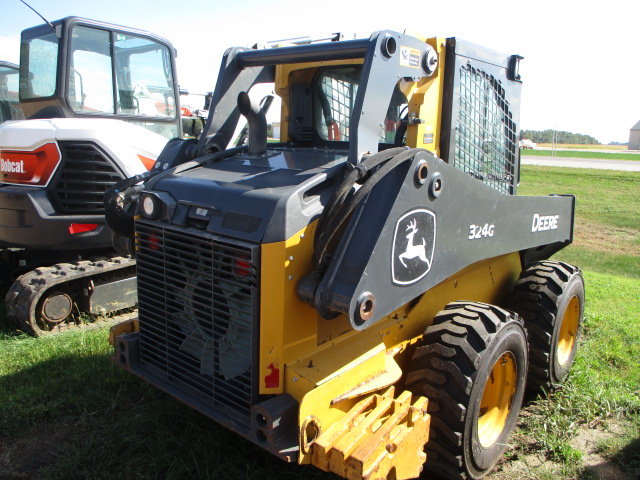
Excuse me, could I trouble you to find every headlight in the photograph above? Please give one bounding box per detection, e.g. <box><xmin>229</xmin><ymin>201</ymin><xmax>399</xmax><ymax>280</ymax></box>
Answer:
<box><xmin>141</xmin><ymin>193</ymin><xmax>163</xmax><ymax>219</ymax></box>
<box><xmin>142</xmin><ymin>195</ymin><xmax>155</xmax><ymax>217</ymax></box>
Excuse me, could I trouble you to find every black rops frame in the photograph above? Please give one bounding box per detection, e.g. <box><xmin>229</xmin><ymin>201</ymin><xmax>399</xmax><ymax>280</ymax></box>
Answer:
<box><xmin>196</xmin><ymin>31</ymin><xmax>436</xmax><ymax>164</ymax></box>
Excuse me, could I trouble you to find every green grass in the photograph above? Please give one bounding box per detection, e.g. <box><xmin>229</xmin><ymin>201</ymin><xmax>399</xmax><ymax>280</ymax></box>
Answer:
<box><xmin>503</xmin><ymin>165</ymin><xmax>640</xmax><ymax>479</ymax></box>
<box><xmin>521</xmin><ymin>149</ymin><xmax>640</xmax><ymax>161</ymax></box>
<box><xmin>508</xmin><ymin>270</ymin><xmax>640</xmax><ymax>478</ymax></box>
<box><xmin>518</xmin><ymin>166</ymin><xmax>640</xmax><ymax>278</ymax></box>
<box><xmin>518</xmin><ymin>167</ymin><xmax>639</xmax><ymax>230</ymax></box>
<box><xmin>1</xmin><ymin>164</ymin><xmax>639</xmax><ymax>479</ymax></box>
<box><xmin>597</xmin><ymin>416</ymin><xmax>640</xmax><ymax>478</ymax></box>
<box><xmin>0</xmin><ymin>327</ymin><xmax>330</xmax><ymax>479</ymax></box>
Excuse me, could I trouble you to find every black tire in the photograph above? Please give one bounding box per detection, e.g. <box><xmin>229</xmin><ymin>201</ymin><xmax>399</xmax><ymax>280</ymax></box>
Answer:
<box><xmin>406</xmin><ymin>301</ymin><xmax>528</xmax><ymax>480</ymax></box>
<box><xmin>506</xmin><ymin>261</ymin><xmax>584</xmax><ymax>392</ymax></box>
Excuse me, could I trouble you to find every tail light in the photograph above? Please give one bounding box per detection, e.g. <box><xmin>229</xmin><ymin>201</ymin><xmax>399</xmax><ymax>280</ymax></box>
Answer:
<box><xmin>234</xmin><ymin>257</ymin><xmax>251</xmax><ymax>277</ymax></box>
<box><xmin>68</xmin><ymin>223</ymin><xmax>98</xmax><ymax>234</ymax></box>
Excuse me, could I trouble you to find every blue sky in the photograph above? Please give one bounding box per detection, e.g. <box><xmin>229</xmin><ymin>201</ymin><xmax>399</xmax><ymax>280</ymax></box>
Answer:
<box><xmin>1</xmin><ymin>0</ymin><xmax>639</xmax><ymax>144</ymax></box>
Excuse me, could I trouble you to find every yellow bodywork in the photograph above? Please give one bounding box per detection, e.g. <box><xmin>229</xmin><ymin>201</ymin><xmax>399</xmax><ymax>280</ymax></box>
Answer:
<box><xmin>401</xmin><ymin>36</ymin><xmax>447</xmax><ymax>157</ymax></box>
<box><xmin>108</xmin><ymin>316</ymin><xmax>138</xmax><ymax>346</ymax></box>
<box><xmin>260</xmin><ymin>221</ymin><xmax>522</xmax><ymax>469</ymax></box>
<box><xmin>256</xmin><ymin>35</ymin><xmax>523</xmax><ymax>476</ymax></box>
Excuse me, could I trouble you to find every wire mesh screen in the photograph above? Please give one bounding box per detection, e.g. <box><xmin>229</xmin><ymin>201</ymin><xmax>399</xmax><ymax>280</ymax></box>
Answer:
<box><xmin>319</xmin><ymin>69</ymin><xmax>357</xmax><ymax>141</ymax></box>
<box><xmin>135</xmin><ymin>221</ymin><xmax>259</xmax><ymax>428</ymax></box>
<box><xmin>453</xmin><ymin>65</ymin><xmax>517</xmax><ymax>194</ymax></box>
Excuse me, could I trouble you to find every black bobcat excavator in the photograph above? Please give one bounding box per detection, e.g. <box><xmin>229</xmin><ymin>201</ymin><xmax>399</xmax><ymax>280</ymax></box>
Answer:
<box><xmin>108</xmin><ymin>30</ymin><xmax>584</xmax><ymax>480</ymax></box>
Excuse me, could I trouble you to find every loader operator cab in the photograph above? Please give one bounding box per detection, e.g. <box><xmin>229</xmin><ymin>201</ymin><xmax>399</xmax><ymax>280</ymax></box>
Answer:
<box><xmin>196</xmin><ymin>35</ymin><xmax>519</xmax><ymax>196</ymax></box>
<box><xmin>18</xmin><ymin>17</ymin><xmax>181</xmax><ymax>139</ymax></box>
<box><xmin>283</xmin><ymin>65</ymin><xmax>409</xmax><ymax>148</ymax></box>
<box><xmin>0</xmin><ymin>61</ymin><xmax>23</xmax><ymax>123</ymax></box>
<box><xmin>314</xmin><ymin>67</ymin><xmax>408</xmax><ymax>145</ymax></box>
<box><xmin>229</xmin><ymin>64</ymin><xmax>408</xmax><ymax>151</ymax></box>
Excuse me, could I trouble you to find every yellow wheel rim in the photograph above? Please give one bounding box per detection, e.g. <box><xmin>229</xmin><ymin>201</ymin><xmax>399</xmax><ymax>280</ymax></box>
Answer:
<box><xmin>478</xmin><ymin>352</ymin><xmax>517</xmax><ymax>448</ymax></box>
<box><xmin>557</xmin><ymin>295</ymin><xmax>580</xmax><ymax>366</ymax></box>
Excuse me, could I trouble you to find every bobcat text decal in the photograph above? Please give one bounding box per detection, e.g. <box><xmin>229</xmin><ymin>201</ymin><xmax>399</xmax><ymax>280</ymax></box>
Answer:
<box><xmin>0</xmin><ymin>158</ymin><xmax>26</xmax><ymax>173</ymax></box>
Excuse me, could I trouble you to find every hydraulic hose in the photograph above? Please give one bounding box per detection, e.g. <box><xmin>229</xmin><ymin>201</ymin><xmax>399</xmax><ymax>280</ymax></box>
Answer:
<box><xmin>104</xmin><ymin>145</ymin><xmax>249</xmax><ymax>238</ymax></box>
<box><xmin>313</xmin><ymin>147</ymin><xmax>424</xmax><ymax>270</ymax></box>
<box><xmin>104</xmin><ymin>171</ymin><xmax>155</xmax><ymax>237</ymax></box>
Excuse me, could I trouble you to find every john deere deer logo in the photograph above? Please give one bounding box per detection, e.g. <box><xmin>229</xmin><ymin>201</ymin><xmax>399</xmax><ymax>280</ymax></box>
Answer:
<box><xmin>392</xmin><ymin>209</ymin><xmax>436</xmax><ymax>285</ymax></box>
<box><xmin>399</xmin><ymin>219</ymin><xmax>431</xmax><ymax>269</ymax></box>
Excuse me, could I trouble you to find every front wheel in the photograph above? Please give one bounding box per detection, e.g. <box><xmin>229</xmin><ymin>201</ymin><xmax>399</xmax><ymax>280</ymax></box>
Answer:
<box><xmin>506</xmin><ymin>261</ymin><xmax>584</xmax><ymax>392</ymax></box>
<box><xmin>406</xmin><ymin>301</ymin><xmax>528</xmax><ymax>480</ymax></box>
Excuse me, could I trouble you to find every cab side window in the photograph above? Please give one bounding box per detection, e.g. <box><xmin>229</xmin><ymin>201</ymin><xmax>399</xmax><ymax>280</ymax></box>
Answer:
<box><xmin>314</xmin><ymin>67</ymin><xmax>408</xmax><ymax>144</ymax></box>
<box><xmin>69</xmin><ymin>26</ymin><xmax>113</xmax><ymax>113</ymax></box>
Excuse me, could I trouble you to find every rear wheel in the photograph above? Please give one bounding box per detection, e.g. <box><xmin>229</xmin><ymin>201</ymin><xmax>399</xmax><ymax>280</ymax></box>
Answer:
<box><xmin>506</xmin><ymin>261</ymin><xmax>584</xmax><ymax>392</ymax></box>
<box><xmin>406</xmin><ymin>301</ymin><xmax>527</xmax><ymax>480</ymax></box>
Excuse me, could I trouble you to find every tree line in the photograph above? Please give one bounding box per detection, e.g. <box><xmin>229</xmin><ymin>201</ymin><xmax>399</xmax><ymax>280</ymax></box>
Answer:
<box><xmin>520</xmin><ymin>129</ymin><xmax>599</xmax><ymax>145</ymax></box>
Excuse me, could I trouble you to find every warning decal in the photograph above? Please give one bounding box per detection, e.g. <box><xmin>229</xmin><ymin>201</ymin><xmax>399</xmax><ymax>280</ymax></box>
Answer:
<box><xmin>400</xmin><ymin>46</ymin><xmax>421</xmax><ymax>68</ymax></box>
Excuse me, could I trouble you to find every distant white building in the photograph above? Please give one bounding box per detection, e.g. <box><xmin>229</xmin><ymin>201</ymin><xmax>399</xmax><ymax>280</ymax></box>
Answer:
<box><xmin>271</xmin><ymin>122</ymin><xmax>281</xmax><ymax>140</ymax></box>
<box><xmin>630</xmin><ymin>120</ymin><xmax>640</xmax><ymax>150</ymax></box>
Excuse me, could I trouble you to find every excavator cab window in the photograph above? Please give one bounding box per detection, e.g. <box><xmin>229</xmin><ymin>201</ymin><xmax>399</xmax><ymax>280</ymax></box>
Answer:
<box><xmin>68</xmin><ymin>26</ymin><xmax>113</xmax><ymax>113</ymax></box>
<box><xmin>314</xmin><ymin>67</ymin><xmax>408</xmax><ymax>145</ymax></box>
<box><xmin>67</xmin><ymin>26</ymin><xmax>176</xmax><ymax>118</ymax></box>
<box><xmin>114</xmin><ymin>33</ymin><xmax>176</xmax><ymax>118</ymax></box>
<box><xmin>20</xmin><ymin>31</ymin><xmax>59</xmax><ymax>100</ymax></box>
<box><xmin>0</xmin><ymin>63</ymin><xmax>23</xmax><ymax>122</ymax></box>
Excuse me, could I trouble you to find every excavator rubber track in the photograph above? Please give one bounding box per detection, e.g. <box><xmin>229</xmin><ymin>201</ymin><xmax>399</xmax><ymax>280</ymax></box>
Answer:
<box><xmin>5</xmin><ymin>255</ymin><xmax>137</xmax><ymax>336</ymax></box>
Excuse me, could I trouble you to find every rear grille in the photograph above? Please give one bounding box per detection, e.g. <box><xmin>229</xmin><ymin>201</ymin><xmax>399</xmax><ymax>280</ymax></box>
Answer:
<box><xmin>50</xmin><ymin>142</ymin><xmax>124</xmax><ymax>214</ymax></box>
<box><xmin>135</xmin><ymin>221</ymin><xmax>260</xmax><ymax>428</ymax></box>
<box><xmin>453</xmin><ymin>65</ymin><xmax>517</xmax><ymax>195</ymax></box>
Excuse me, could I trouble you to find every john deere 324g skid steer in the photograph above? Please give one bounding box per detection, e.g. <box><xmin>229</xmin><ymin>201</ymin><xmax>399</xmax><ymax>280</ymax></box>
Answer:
<box><xmin>108</xmin><ymin>30</ymin><xmax>584</xmax><ymax>479</ymax></box>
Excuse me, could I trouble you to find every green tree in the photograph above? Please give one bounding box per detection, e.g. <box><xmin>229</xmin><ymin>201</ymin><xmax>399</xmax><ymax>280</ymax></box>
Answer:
<box><xmin>520</xmin><ymin>129</ymin><xmax>599</xmax><ymax>145</ymax></box>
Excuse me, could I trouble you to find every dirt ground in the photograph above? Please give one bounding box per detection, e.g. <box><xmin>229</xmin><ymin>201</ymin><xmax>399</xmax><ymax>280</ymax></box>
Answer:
<box><xmin>491</xmin><ymin>420</ymin><xmax>637</xmax><ymax>480</ymax></box>
<box><xmin>0</xmin><ymin>419</ymin><xmax>78</xmax><ymax>479</ymax></box>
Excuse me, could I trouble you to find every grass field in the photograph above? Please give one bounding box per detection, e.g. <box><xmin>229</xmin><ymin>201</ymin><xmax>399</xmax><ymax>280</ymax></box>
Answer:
<box><xmin>521</xmin><ymin>149</ymin><xmax>640</xmax><ymax>161</ymax></box>
<box><xmin>1</xmin><ymin>163</ymin><xmax>639</xmax><ymax>479</ymax></box>
<box><xmin>504</xmin><ymin>166</ymin><xmax>640</xmax><ymax>479</ymax></box>
<box><xmin>534</xmin><ymin>144</ymin><xmax>631</xmax><ymax>151</ymax></box>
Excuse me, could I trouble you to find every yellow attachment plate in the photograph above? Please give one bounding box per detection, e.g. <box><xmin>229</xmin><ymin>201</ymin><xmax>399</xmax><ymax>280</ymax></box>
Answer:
<box><xmin>311</xmin><ymin>387</ymin><xmax>429</xmax><ymax>480</ymax></box>
<box><xmin>108</xmin><ymin>317</ymin><xmax>139</xmax><ymax>346</ymax></box>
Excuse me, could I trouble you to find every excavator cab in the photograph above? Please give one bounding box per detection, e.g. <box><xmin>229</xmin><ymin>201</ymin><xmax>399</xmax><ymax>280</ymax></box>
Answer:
<box><xmin>0</xmin><ymin>18</ymin><xmax>183</xmax><ymax>335</ymax></box>
<box><xmin>19</xmin><ymin>17</ymin><xmax>181</xmax><ymax>138</ymax></box>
